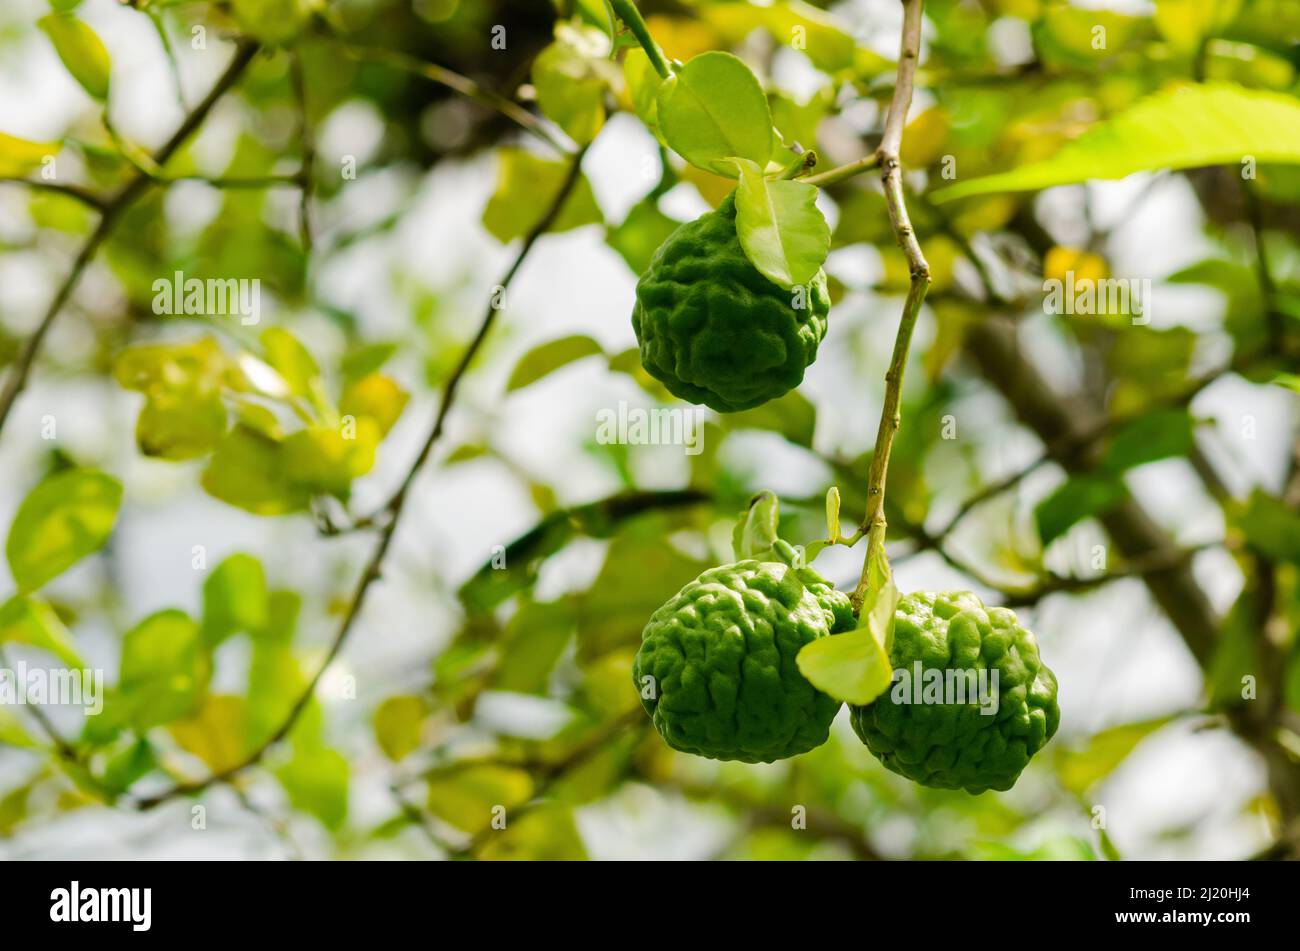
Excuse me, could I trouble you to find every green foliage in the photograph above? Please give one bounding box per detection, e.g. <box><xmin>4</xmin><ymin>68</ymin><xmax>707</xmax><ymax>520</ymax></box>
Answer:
<box><xmin>935</xmin><ymin>84</ymin><xmax>1300</xmax><ymax>202</ymax></box>
<box><xmin>37</xmin><ymin>13</ymin><xmax>110</xmax><ymax>101</ymax></box>
<box><xmin>481</xmin><ymin>148</ymin><xmax>601</xmax><ymax>243</ymax></box>
<box><xmin>655</xmin><ymin>51</ymin><xmax>772</xmax><ymax>176</ymax></box>
<box><xmin>6</xmin><ymin>470</ymin><xmax>122</xmax><ymax>594</ymax></box>
<box><xmin>732</xmin><ymin>158</ymin><xmax>830</xmax><ymax>288</ymax></box>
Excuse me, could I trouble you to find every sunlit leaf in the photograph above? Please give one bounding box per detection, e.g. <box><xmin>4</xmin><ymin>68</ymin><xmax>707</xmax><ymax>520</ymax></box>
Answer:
<box><xmin>934</xmin><ymin>84</ymin><xmax>1300</xmax><ymax>202</ymax></box>
<box><xmin>733</xmin><ymin>157</ymin><xmax>829</xmax><ymax>288</ymax></box>
<box><xmin>201</xmin><ymin>553</ymin><xmax>269</xmax><ymax>646</ymax></box>
<box><xmin>0</xmin><ymin>595</ymin><xmax>82</xmax><ymax>668</ymax></box>
<box><xmin>656</xmin><ymin>52</ymin><xmax>772</xmax><ymax>175</ymax></box>
<box><xmin>170</xmin><ymin>695</ymin><xmax>248</xmax><ymax>774</ymax></box>
<box><xmin>276</xmin><ymin>741</ymin><xmax>349</xmax><ymax>831</ymax></box>
<box><xmin>340</xmin><ymin>373</ymin><xmax>408</xmax><ymax>436</ymax></box>
<box><xmin>201</xmin><ymin>425</ymin><xmax>310</xmax><ymax>515</ymax></box>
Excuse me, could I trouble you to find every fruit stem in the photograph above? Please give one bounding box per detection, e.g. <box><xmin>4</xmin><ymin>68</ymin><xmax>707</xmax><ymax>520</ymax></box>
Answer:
<box><xmin>609</xmin><ymin>0</ymin><xmax>672</xmax><ymax>79</ymax></box>
<box><xmin>801</xmin><ymin>150</ymin><xmax>883</xmax><ymax>188</ymax></box>
<box><xmin>851</xmin><ymin>0</ymin><xmax>932</xmax><ymax>615</ymax></box>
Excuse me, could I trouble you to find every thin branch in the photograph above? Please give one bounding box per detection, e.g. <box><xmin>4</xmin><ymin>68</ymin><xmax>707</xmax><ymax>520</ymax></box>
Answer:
<box><xmin>290</xmin><ymin>51</ymin><xmax>316</xmax><ymax>254</ymax></box>
<box><xmin>132</xmin><ymin>145</ymin><xmax>592</xmax><ymax>811</ymax></box>
<box><xmin>0</xmin><ymin>39</ymin><xmax>261</xmax><ymax>441</ymax></box>
<box><xmin>0</xmin><ymin>178</ymin><xmax>107</xmax><ymax>212</ymax></box>
<box><xmin>852</xmin><ymin>0</ymin><xmax>930</xmax><ymax>613</ymax></box>
<box><xmin>334</xmin><ymin>44</ymin><xmax>575</xmax><ymax>156</ymax></box>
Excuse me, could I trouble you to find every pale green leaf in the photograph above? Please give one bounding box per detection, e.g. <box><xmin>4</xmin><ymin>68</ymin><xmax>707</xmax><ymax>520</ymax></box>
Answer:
<box><xmin>934</xmin><ymin>84</ymin><xmax>1300</xmax><ymax>202</ymax></box>
<box><xmin>733</xmin><ymin>157</ymin><xmax>829</xmax><ymax>288</ymax></box>
<box><xmin>656</xmin><ymin>52</ymin><xmax>772</xmax><ymax>175</ymax></box>
<box><xmin>38</xmin><ymin>14</ymin><xmax>111</xmax><ymax>101</ymax></box>
<box><xmin>0</xmin><ymin>132</ymin><xmax>59</xmax><ymax>177</ymax></box>
<box><xmin>507</xmin><ymin>335</ymin><xmax>604</xmax><ymax>392</ymax></box>
<box><xmin>6</xmin><ymin>469</ymin><xmax>122</xmax><ymax>593</ymax></box>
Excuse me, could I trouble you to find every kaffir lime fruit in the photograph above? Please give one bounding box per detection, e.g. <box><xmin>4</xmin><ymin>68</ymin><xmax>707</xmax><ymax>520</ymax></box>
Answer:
<box><xmin>632</xmin><ymin>559</ymin><xmax>854</xmax><ymax>763</ymax></box>
<box><xmin>631</xmin><ymin>194</ymin><xmax>830</xmax><ymax>413</ymax></box>
<box><xmin>850</xmin><ymin>591</ymin><xmax>1060</xmax><ymax>794</ymax></box>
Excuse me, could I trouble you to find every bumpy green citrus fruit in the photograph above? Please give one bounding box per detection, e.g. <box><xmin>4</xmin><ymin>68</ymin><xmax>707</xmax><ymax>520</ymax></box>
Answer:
<box><xmin>631</xmin><ymin>194</ymin><xmax>830</xmax><ymax>413</ymax></box>
<box><xmin>850</xmin><ymin>591</ymin><xmax>1059</xmax><ymax>794</ymax></box>
<box><xmin>633</xmin><ymin>559</ymin><xmax>853</xmax><ymax>763</ymax></box>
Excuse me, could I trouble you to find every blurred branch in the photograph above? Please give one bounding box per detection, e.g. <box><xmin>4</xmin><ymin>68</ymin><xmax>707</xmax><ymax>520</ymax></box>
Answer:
<box><xmin>0</xmin><ymin>179</ymin><xmax>107</xmax><ymax>212</ymax></box>
<box><xmin>132</xmin><ymin>144</ymin><xmax>592</xmax><ymax>811</ymax></box>
<box><xmin>460</xmin><ymin>487</ymin><xmax>711</xmax><ymax>589</ymax></box>
<box><xmin>290</xmin><ymin>51</ymin><xmax>316</xmax><ymax>255</ymax></box>
<box><xmin>332</xmin><ymin>43</ymin><xmax>575</xmax><ymax>156</ymax></box>
<box><xmin>852</xmin><ymin>0</ymin><xmax>931</xmax><ymax>613</ymax></box>
<box><xmin>0</xmin><ymin>39</ymin><xmax>262</xmax><ymax>442</ymax></box>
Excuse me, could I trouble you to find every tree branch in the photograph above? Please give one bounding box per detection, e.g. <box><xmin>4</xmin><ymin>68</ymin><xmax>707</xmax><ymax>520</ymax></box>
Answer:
<box><xmin>852</xmin><ymin>0</ymin><xmax>930</xmax><ymax>613</ymax></box>
<box><xmin>132</xmin><ymin>145</ymin><xmax>592</xmax><ymax>810</ymax></box>
<box><xmin>0</xmin><ymin>39</ymin><xmax>261</xmax><ymax>441</ymax></box>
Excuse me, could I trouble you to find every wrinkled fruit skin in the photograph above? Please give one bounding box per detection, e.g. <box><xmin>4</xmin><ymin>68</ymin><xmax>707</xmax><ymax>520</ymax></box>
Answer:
<box><xmin>850</xmin><ymin>592</ymin><xmax>1059</xmax><ymax>794</ymax></box>
<box><xmin>631</xmin><ymin>194</ymin><xmax>831</xmax><ymax>413</ymax></box>
<box><xmin>633</xmin><ymin>560</ymin><xmax>854</xmax><ymax>763</ymax></box>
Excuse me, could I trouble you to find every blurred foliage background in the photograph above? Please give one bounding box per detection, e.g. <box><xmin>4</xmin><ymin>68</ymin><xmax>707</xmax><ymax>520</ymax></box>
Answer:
<box><xmin>0</xmin><ymin>0</ymin><xmax>1298</xmax><ymax>860</ymax></box>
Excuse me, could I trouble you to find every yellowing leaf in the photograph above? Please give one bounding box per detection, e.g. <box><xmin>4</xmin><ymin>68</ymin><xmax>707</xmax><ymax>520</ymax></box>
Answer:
<box><xmin>0</xmin><ymin>132</ymin><xmax>59</xmax><ymax>177</ymax></box>
<box><xmin>340</xmin><ymin>373</ymin><xmax>409</xmax><ymax>435</ymax></box>
<box><xmin>169</xmin><ymin>695</ymin><xmax>248</xmax><ymax>773</ymax></box>
<box><xmin>426</xmin><ymin>764</ymin><xmax>534</xmax><ymax>834</ymax></box>
<box><xmin>373</xmin><ymin>695</ymin><xmax>427</xmax><ymax>761</ymax></box>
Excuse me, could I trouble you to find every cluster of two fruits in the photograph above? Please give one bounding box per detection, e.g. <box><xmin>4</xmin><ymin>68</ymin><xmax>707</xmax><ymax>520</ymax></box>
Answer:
<box><xmin>628</xmin><ymin>195</ymin><xmax>1059</xmax><ymax>793</ymax></box>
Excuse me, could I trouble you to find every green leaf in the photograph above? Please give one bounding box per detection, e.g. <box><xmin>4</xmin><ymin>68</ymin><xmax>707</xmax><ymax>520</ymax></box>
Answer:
<box><xmin>933</xmin><ymin>84</ymin><xmax>1300</xmax><ymax>202</ymax></box>
<box><xmin>373</xmin><ymin>695</ymin><xmax>427</xmax><ymax>761</ymax></box>
<box><xmin>282</xmin><ymin>422</ymin><xmax>379</xmax><ymax>498</ymax></box>
<box><xmin>732</xmin><ymin>491</ymin><xmax>781</xmax><ymax>561</ymax></box>
<box><xmin>276</xmin><ymin>741</ymin><xmax>349</xmax><ymax>831</ymax></box>
<box><xmin>201</xmin><ymin>425</ymin><xmax>310</xmax><ymax>515</ymax></box>
<box><xmin>507</xmin><ymin>335</ymin><xmax>604</xmax><ymax>392</ymax></box>
<box><xmin>1035</xmin><ymin>475</ymin><xmax>1128</xmax><ymax>546</ymax></box>
<box><xmin>1208</xmin><ymin>588</ymin><xmax>1261</xmax><ymax>707</ymax></box>
<box><xmin>100</xmin><ymin>736</ymin><xmax>158</xmax><ymax>795</ymax></box>
<box><xmin>1056</xmin><ymin>716</ymin><xmax>1175</xmax><ymax>796</ymax></box>
<box><xmin>38</xmin><ymin>14</ymin><xmax>111</xmax><ymax>101</ymax></box>
<box><xmin>230</xmin><ymin>0</ymin><xmax>312</xmax><ymax>46</ymax></box>
<box><xmin>1102</xmin><ymin>409</ymin><xmax>1196</xmax><ymax>473</ymax></box>
<box><xmin>532</xmin><ymin>24</ymin><xmax>611</xmax><ymax>146</ymax></box>
<box><xmin>6</xmin><ymin>469</ymin><xmax>122</xmax><ymax>593</ymax></box>
<box><xmin>0</xmin><ymin>595</ymin><xmax>82</xmax><ymax>668</ymax></box>
<box><xmin>623</xmin><ymin>48</ymin><xmax>665</xmax><ymax>142</ymax></box>
<box><xmin>118</xmin><ymin>610</ymin><xmax>205</xmax><ymax>729</ymax></box>
<box><xmin>762</xmin><ymin>0</ymin><xmax>856</xmax><ymax>72</ymax></box>
<box><xmin>723</xmin><ymin>389</ymin><xmax>817</xmax><ymax>447</ymax></box>
<box><xmin>495</xmin><ymin>600</ymin><xmax>575</xmax><ymax>694</ymax></box>
<box><xmin>136</xmin><ymin>389</ymin><xmax>228</xmax><ymax>460</ymax></box>
<box><xmin>478</xmin><ymin>804</ymin><xmax>588</xmax><ymax>860</ymax></box>
<box><xmin>482</xmin><ymin>148</ymin><xmax>602</xmax><ymax>243</ymax></box>
<box><xmin>606</xmin><ymin>200</ymin><xmax>681</xmax><ymax>274</ymax></box>
<box><xmin>1235</xmin><ymin>490</ymin><xmax>1300</xmax><ymax>562</ymax></box>
<box><xmin>201</xmin><ymin>554</ymin><xmax>268</xmax><ymax>646</ymax></box>
<box><xmin>796</xmin><ymin>627</ymin><xmax>892</xmax><ymax>706</ymax></box>
<box><xmin>0</xmin><ymin>708</ymin><xmax>36</xmax><ymax>749</ymax></box>
<box><xmin>732</xmin><ymin>157</ymin><xmax>829</xmax><ymax>288</ymax></box>
<box><xmin>0</xmin><ymin>131</ymin><xmax>59</xmax><ymax>177</ymax></box>
<box><xmin>656</xmin><ymin>51</ymin><xmax>772</xmax><ymax>175</ymax></box>
<box><xmin>825</xmin><ymin>486</ymin><xmax>841</xmax><ymax>541</ymax></box>
<box><xmin>260</xmin><ymin>327</ymin><xmax>321</xmax><ymax>400</ymax></box>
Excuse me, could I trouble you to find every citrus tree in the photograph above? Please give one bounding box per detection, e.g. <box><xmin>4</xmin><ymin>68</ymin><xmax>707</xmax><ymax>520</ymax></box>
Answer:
<box><xmin>0</xmin><ymin>0</ymin><xmax>1297</xmax><ymax>860</ymax></box>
